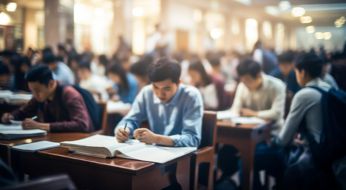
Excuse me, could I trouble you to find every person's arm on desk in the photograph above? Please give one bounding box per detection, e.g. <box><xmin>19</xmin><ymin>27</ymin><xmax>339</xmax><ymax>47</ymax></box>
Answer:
<box><xmin>134</xmin><ymin>128</ymin><xmax>174</xmax><ymax>146</ymax></box>
<box><xmin>22</xmin><ymin>119</ymin><xmax>50</xmax><ymax>131</ymax></box>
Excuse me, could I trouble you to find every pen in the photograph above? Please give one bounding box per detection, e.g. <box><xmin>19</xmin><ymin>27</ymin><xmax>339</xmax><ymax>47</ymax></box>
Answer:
<box><xmin>124</xmin><ymin>122</ymin><xmax>128</xmax><ymax>131</ymax></box>
<box><xmin>31</xmin><ymin>116</ymin><xmax>38</xmax><ymax>120</ymax></box>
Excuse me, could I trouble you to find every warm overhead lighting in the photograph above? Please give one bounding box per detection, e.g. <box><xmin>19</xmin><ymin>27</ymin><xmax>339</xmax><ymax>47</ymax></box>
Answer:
<box><xmin>300</xmin><ymin>16</ymin><xmax>312</xmax><ymax>24</ymax></box>
<box><xmin>279</xmin><ymin>1</ymin><xmax>291</xmax><ymax>11</ymax></box>
<box><xmin>292</xmin><ymin>7</ymin><xmax>305</xmax><ymax>17</ymax></box>
<box><xmin>306</xmin><ymin>25</ymin><xmax>315</xmax><ymax>33</ymax></box>
<box><xmin>323</xmin><ymin>32</ymin><xmax>332</xmax><ymax>40</ymax></box>
<box><xmin>265</xmin><ymin>6</ymin><xmax>280</xmax><ymax>16</ymax></box>
<box><xmin>335</xmin><ymin>16</ymin><xmax>345</xmax><ymax>28</ymax></box>
<box><xmin>315</xmin><ymin>32</ymin><xmax>324</xmax><ymax>40</ymax></box>
<box><xmin>210</xmin><ymin>28</ymin><xmax>224</xmax><ymax>40</ymax></box>
<box><xmin>132</xmin><ymin>7</ymin><xmax>144</xmax><ymax>17</ymax></box>
<box><xmin>6</xmin><ymin>2</ymin><xmax>17</xmax><ymax>12</ymax></box>
<box><xmin>0</xmin><ymin>12</ymin><xmax>11</xmax><ymax>25</ymax></box>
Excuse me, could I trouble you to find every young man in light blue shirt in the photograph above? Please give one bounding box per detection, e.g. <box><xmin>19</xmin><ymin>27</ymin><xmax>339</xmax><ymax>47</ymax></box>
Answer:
<box><xmin>115</xmin><ymin>58</ymin><xmax>204</xmax><ymax>147</ymax></box>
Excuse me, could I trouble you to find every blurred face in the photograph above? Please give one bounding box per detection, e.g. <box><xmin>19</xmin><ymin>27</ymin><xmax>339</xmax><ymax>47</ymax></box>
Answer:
<box><xmin>28</xmin><ymin>81</ymin><xmax>55</xmax><ymax>102</ymax></box>
<box><xmin>108</xmin><ymin>73</ymin><xmax>121</xmax><ymax>84</ymax></box>
<box><xmin>188</xmin><ymin>70</ymin><xmax>201</xmax><ymax>86</ymax></box>
<box><xmin>279</xmin><ymin>63</ymin><xmax>294</xmax><ymax>77</ymax></box>
<box><xmin>239</xmin><ymin>74</ymin><xmax>262</xmax><ymax>91</ymax></box>
<box><xmin>48</xmin><ymin>62</ymin><xmax>57</xmax><ymax>71</ymax></box>
<box><xmin>77</xmin><ymin>68</ymin><xmax>91</xmax><ymax>81</ymax></box>
<box><xmin>152</xmin><ymin>79</ymin><xmax>179</xmax><ymax>103</ymax></box>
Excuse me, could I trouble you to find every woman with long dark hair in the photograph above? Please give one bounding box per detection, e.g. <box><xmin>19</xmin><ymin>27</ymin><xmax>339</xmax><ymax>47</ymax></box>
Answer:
<box><xmin>107</xmin><ymin>62</ymin><xmax>138</xmax><ymax>104</ymax></box>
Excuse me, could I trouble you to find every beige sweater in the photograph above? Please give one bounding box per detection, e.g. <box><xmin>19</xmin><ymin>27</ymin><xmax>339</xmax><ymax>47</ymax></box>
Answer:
<box><xmin>230</xmin><ymin>74</ymin><xmax>286</xmax><ymax>135</ymax></box>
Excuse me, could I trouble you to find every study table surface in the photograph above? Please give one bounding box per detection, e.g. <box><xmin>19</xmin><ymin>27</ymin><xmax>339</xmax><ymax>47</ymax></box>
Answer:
<box><xmin>217</xmin><ymin>120</ymin><xmax>272</xmax><ymax>190</ymax></box>
<box><xmin>2</xmin><ymin>133</ymin><xmax>191</xmax><ymax>190</ymax></box>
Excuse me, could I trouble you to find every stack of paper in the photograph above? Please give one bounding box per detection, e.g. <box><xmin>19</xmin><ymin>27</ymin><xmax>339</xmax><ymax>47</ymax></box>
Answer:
<box><xmin>107</xmin><ymin>101</ymin><xmax>131</xmax><ymax>113</ymax></box>
<box><xmin>12</xmin><ymin>141</ymin><xmax>60</xmax><ymax>152</ymax></box>
<box><xmin>0</xmin><ymin>90</ymin><xmax>32</xmax><ymax>104</ymax></box>
<box><xmin>0</xmin><ymin>124</ymin><xmax>47</xmax><ymax>140</ymax></box>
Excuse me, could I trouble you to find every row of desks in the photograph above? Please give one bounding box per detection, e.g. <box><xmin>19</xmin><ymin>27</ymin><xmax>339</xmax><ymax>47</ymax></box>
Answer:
<box><xmin>0</xmin><ymin>121</ymin><xmax>271</xmax><ymax>190</ymax></box>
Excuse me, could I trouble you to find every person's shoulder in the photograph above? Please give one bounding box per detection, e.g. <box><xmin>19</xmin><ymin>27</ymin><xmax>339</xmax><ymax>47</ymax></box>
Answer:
<box><xmin>62</xmin><ymin>85</ymin><xmax>82</xmax><ymax>99</ymax></box>
<box><xmin>181</xmin><ymin>84</ymin><xmax>201</xmax><ymax>98</ymax></box>
<box><xmin>265</xmin><ymin>74</ymin><xmax>285</xmax><ymax>89</ymax></box>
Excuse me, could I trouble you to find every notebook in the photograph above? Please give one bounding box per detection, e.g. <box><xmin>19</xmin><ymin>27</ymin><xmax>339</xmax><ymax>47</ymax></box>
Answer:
<box><xmin>216</xmin><ymin>111</ymin><xmax>265</xmax><ymax>125</ymax></box>
<box><xmin>61</xmin><ymin>135</ymin><xmax>196</xmax><ymax>164</ymax></box>
<box><xmin>12</xmin><ymin>141</ymin><xmax>60</xmax><ymax>152</ymax></box>
<box><xmin>0</xmin><ymin>124</ymin><xmax>47</xmax><ymax>140</ymax></box>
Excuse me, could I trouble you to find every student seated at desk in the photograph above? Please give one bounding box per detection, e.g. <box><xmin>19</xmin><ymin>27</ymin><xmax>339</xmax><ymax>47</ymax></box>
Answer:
<box><xmin>217</xmin><ymin>58</ymin><xmax>286</xmax><ymax>184</ymax></box>
<box><xmin>1</xmin><ymin>65</ymin><xmax>93</xmax><ymax>132</ymax></box>
<box><xmin>229</xmin><ymin>58</ymin><xmax>286</xmax><ymax>132</ymax></box>
<box><xmin>271</xmin><ymin>53</ymin><xmax>337</xmax><ymax>189</ymax></box>
<box><xmin>115</xmin><ymin>58</ymin><xmax>203</xmax><ymax>147</ymax></box>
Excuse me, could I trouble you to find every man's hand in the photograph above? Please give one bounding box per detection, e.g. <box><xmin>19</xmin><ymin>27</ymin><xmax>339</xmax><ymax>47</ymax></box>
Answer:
<box><xmin>115</xmin><ymin>127</ymin><xmax>130</xmax><ymax>142</ymax></box>
<box><xmin>240</xmin><ymin>108</ymin><xmax>258</xmax><ymax>117</ymax></box>
<box><xmin>133</xmin><ymin>128</ymin><xmax>158</xmax><ymax>144</ymax></box>
<box><xmin>1</xmin><ymin>113</ymin><xmax>13</xmax><ymax>123</ymax></box>
<box><xmin>22</xmin><ymin>119</ymin><xmax>50</xmax><ymax>131</ymax></box>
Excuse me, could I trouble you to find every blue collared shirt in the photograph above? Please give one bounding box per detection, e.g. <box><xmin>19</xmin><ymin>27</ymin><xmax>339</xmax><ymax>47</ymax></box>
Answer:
<box><xmin>115</xmin><ymin>84</ymin><xmax>204</xmax><ymax>147</ymax></box>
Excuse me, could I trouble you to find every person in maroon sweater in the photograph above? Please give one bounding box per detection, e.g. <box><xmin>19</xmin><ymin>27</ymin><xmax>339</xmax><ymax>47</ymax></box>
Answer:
<box><xmin>1</xmin><ymin>65</ymin><xmax>93</xmax><ymax>132</ymax></box>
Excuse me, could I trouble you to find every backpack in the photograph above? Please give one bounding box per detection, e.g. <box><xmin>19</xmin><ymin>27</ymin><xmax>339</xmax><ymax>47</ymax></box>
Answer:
<box><xmin>57</xmin><ymin>85</ymin><xmax>101</xmax><ymax>131</ymax></box>
<box><xmin>304</xmin><ymin>86</ymin><xmax>346</xmax><ymax>169</ymax></box>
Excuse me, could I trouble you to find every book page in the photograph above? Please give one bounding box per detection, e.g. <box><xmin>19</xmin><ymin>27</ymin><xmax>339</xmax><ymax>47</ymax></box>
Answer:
<box><xmin>116</xmin><ymin>145</ymin><xmax>196</xmax><ymax>164</ymax></box>
<box><xmin>217</xmin><ymin>110</ymin><xmax>238</xmax><ymax>120</ymax></box>
<box><xmin>0</xmin><ymin>124</ymin><xmax>22</xmax><ymax>131</ymax></box>
<box><xmin>12</xmin><ymin>141</ymin><xmax>60</xmax><ymax>152</ymax></box>
<box><xmin>231</xmin><ymin>117</ymin><xmax>265</xmax><ymax>125</ymax></box>
<box><xmin>60</xmin><ymin>135</ymin><xmax>138</xmax><ymax>157</ymax></box>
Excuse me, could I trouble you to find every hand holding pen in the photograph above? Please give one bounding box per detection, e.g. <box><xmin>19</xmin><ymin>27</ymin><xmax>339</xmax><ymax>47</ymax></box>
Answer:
<box><xmin>116</xmin><ymin>122</ymin><xmax>130</xmax><ymax>142</ymax></box>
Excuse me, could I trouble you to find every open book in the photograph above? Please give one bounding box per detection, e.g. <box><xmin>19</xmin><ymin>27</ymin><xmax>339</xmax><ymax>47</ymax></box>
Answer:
<box><xmin>60</xmin><ymin>135</ymin><xmax>196</xmax><ymax>164</ymax></box>
<box><xmin>217</xmin><ymin>110</ymin><xmax>265</xmax><ymax>125</ymax></box>
<box><xmin>0</xmin><ymin>124</ymin><xmax>47</xmax><ymax>140</ymax></box>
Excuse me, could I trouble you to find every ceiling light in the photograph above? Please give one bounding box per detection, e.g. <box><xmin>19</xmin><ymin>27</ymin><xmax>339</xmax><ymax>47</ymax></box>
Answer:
<box><xmin>323</xmin><ymin>32</ymin><xmax>332</xmax><ymax>40</ymax></box>
<box><xmin>335</xmin><ymin>16</ymin><xmax>345</xmax><ymax>28</ymax></box>
<box><xmin>6</xmin><ymin>2</ymin><xmax>17</xmax><ymax>12</ymax></box>
<box><xmin>300</xmin><ymin>16</ymin><xmax>312</xmax><ymax>24</ymax></box>
<box><xmin>306</xmin><ymin>25</ymin><xmax>315</xmax><ymax>33</ymax></box>
<box><xmin>315</xmin><ymin>32</ymin><xmax>324</xmax><ymax>40</ymax></box>
<box><xmin>292</xmin><ymin>7</ymin><xmax>305</xmax><ymax>17</ymax></box>
<box><xmin>265</xmin><ymin>6</ymin><xmax>280</xmax><ymax>16</ymax></box>
<box><xmin>132</xmin><ymin>7</ymin><xmax>144</xmax><ymax>17</ymax></box>
<box><xmin>279</xmin><ymin>1</ymin><xmax>291</xmax><ymax>11</ymax></box>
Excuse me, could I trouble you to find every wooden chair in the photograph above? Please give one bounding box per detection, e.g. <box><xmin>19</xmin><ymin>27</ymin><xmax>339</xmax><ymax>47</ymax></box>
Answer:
<box><xmin>190</xmin><ymin>111</ymin><xmax>217</xmax><ymax>190</ymax></box>
<box><xmin>92</xmin><ymin>102</ymin><xmax>108</xmax><ymax>135</ymax></box>
<box><xmin>3</xmin><ymin>174</ymin><xmax>76</xmax><ymax>190</ymax></box>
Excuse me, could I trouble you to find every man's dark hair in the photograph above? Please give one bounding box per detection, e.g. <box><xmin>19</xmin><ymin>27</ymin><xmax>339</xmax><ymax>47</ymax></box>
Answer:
<box><xmin>78</xmin><ymin>61</ymin><xmax>91</xmax><ymax>71</ymax></box>
<box><xmin>42</xmin><ymin>52</ymin><xmax>57</xmax><ymax>64</ymax></box>
<box><xmin>130</xmin><ymin>55</ymin><xmax>153</xmax><ymax>77</ymax></box>
<box><xmin>148</xmin><ymin>58</ymin><xmax>181</xmax><ymax>83</ymax></box>
<box><xmin>295</xmin><ymin>53</ymin><xmax>323</xmax><ymax>78</ymax></box>
<box><xmin>25</xmin><ymin>65</ymin><xmax>54</xmax><ymax>86</ymax></box>
<box><xmin>278</xmin><ymin>51</ymin><xmax>295</xmax><ymax>64</ymax></box>
<box><xmin>236</xmin><ymin>58</ymin><xmax>261</xmax><ymax>78</ymax></box>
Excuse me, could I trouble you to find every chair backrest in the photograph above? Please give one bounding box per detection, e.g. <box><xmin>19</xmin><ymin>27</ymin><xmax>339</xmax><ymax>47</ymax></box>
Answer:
<box><xmin>3</xmin><ymin>174</ymin><xmax>76</xmax><ymax>190</ymax></box>
<box><xmin>97</xmin><ymin>102</ymin><xmax>108</xmax><ymax>133</ymax></box>
<box><xmin>199</xmin><ymin>111</ymin><xmax>217</xmax><ymax>148</ymax></box>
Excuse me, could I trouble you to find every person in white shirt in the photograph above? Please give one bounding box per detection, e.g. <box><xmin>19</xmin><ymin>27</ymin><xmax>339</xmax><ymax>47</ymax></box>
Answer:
<box><xmin>77</xmin><ymin>61</ymin><xmax>112</xmax><ymax>101</ymax></box>
<box><xmin>217</xmin><ymin>58</ymin><xmax>286</xmax><ymax>184</ymax></box>
<box><xmin>230</xmin><ymin>58</ymin><xmax>286</xmax><ymax>133</ymax></box>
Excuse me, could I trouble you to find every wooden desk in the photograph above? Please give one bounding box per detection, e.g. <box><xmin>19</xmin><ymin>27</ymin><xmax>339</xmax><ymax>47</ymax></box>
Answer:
<box><xmin>217</xmin><ymin>120</ymin><xmax>272</xmax><ymax>190</ymax></box>
<box><xmin>6</xmin><ymin>133</ymin><xmax>191</xmax><ymax>190</ymax></box>
<box><xmin>0</xmin><ymin>133</ymin><xmax>89</xmax><ymax>165</ymax></box>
